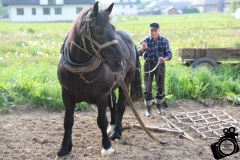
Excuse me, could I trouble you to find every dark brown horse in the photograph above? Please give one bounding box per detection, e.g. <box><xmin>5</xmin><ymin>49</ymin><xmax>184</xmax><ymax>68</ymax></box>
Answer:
<box><xmin>57</xmin><ymin>1</ymin><xmax>142</xmax><ymax>158</ymax></box>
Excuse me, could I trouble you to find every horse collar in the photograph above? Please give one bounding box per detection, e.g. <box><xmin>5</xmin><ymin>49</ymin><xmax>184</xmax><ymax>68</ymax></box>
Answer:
<box><xmin>61</xmin><ymin>35</ymin><xmax>102</xmax><ymax>74</ymax></box>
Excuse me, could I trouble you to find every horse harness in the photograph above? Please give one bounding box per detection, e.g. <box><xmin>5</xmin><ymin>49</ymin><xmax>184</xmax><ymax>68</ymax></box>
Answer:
<box><xmin>72</xmin><ymin>11</ymin><xmax>118</xmax><ymax>61</ymax></box>
<box><xmin>60</xmin><ymin>11</ymin><xmax>119</xmax><ymax>83</ymax></box>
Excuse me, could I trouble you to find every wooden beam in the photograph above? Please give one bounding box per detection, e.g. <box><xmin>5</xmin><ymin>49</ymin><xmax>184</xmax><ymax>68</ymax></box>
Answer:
<box><xmin>161</xmin><ymin>115</ymin><xmax>194</xmax><ymax>142</ymax></box>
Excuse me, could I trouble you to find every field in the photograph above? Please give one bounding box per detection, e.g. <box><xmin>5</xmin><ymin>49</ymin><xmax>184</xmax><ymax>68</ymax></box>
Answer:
<box><xmin>0</xmin><ymin>12</ymin><xmax>240</xmax><ymax>110</ymax></box>
<box><xmin>0</xmin><ymin>11</ymin><xmax>240</xmax><ymax>159</ymax></box>
<box><xmin>1</xmin><ymin>100</ymin><xmax>240</xmax><ymax>160</ymax></box>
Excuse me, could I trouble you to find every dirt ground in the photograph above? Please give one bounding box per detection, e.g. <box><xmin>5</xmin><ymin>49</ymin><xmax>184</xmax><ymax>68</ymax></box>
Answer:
<box><xmin>0</xmin><ymin>99</ymin><xmax>240</xmax><ymax>160</ymax></box>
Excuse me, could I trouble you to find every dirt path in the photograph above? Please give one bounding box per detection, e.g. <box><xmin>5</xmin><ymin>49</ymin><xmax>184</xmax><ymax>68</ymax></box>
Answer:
<box><xmin>0</xmin><ymin>100</ymin><xmax>240</xmax><ymax>160</ymax></box>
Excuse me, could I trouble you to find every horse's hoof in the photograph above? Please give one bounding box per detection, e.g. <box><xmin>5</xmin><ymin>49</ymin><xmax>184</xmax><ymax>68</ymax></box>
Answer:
<box><xmin>107</xmin><ymin>124</ymin><xmax>115</xmax><ymax>135</ymax></box>
<box><xmin>109</xmin><ymin>131</ymin><xmax>121</xmax><ymax>141</ymax></box>
<box><xmin>101</xmin><ymin>147</ymin><xmax>115</xmax><ymax>157</ymax></box>
<box><xmin>57</xmin><ymin>147</ymin><xmax>69</xmax><ymax>157</ymax></box>
<box><xmin>55</xmin><ymin>155</ymin><xmax>68</xmax><ymax>160</ymax></box>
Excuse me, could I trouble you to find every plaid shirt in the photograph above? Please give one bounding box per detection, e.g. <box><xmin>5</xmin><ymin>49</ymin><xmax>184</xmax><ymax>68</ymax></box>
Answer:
<box><xmin>139</xmin><ymin>35</ymin><xmax>172</xmax><ymax>61</ymax></box>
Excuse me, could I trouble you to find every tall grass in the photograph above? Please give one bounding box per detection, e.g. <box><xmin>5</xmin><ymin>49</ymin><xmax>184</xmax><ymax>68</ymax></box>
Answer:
<box><xmin>0</xmin><ymin>12</ymin><xmax>240</xmax><ymax>111</ymax></box>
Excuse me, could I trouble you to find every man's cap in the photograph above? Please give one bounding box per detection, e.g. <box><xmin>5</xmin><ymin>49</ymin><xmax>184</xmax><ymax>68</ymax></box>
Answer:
<box><xmin>150</xmin><ymin>23</ymin><xmax>159</xmax><ymax>30</ymax></box>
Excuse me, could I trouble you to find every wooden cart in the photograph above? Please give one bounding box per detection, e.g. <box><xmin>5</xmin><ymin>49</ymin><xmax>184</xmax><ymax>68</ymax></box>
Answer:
<box><xmin>178</xmin><ymin>47</ymin><xmax>240</xmax><ymax>68</ymax></box>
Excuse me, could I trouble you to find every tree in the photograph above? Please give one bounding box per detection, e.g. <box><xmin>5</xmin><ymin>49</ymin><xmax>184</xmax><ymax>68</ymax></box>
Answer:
<box><xmin>230</xmin><ymin>0</ymin><xmax>238</xmax><ymax>13</ymax></box>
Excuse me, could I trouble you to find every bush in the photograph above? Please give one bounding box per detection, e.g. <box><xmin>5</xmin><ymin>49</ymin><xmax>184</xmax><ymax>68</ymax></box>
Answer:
<box><xmin>182</xmin><ymin>7</ymin><xmax>200</xmax><ymax>14</ymax></box>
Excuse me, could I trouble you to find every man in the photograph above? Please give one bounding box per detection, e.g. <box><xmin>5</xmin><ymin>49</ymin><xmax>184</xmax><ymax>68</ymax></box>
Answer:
<box><xmin>138</xmin><ymin>22</ymin><xmax>172</xmax><ymax>117</ymax></box>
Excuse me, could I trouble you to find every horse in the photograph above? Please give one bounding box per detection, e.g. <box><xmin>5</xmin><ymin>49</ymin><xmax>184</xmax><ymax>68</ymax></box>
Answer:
<box><xmin>56</xmin><ymin>1</ymin><xmax>142</xmax><ymax>158</ymax></box>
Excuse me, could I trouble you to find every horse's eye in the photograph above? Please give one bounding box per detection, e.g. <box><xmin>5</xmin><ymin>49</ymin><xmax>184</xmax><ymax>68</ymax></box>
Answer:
<box><xmin>95</xmin><ymin>26</ymin><xmax>102</xmax><ymax>34</ymax></box>
<box><xmin>96</xmin><ymin>29</ymin><xmax>102</xmax><ymax>34</ymax></box>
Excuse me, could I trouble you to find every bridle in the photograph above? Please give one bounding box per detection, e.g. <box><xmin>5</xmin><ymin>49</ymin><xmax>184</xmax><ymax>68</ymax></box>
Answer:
<box><xmin>61</xmin><ymin>10</ymin><xmax>121</xmax><ymax>83</ymax></box>
<box><xmin>71</xmin><ymin>11</ymin><xmax>119</xmax><ymax>61</ymax></box>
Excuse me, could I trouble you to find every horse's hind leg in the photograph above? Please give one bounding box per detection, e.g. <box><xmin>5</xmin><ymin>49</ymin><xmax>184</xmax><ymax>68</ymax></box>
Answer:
<box><xmin>96</xmin><ymin>96</ymin><xmax>114</xmax><ymax>157</ymax></box>
<box><xmin>109</xmin><ymin>87</ymin><xmax>126</xmax><ymax>140</ymax></box>
<box><xmin>57</xmin><ymin>88</ymin><xmax>75</xmax><ymax>156</ymax></box>
<box><xmin>107</xmin><ymin>92</ymin><xmax>117</xmax><ymax>135</ymax></box>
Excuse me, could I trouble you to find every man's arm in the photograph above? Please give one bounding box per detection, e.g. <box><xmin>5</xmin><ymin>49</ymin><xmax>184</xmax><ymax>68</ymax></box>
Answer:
<box><xmin>164</xmin><ymin>40</ymin><xmax>172</xmax><ymax>61</ymax></box>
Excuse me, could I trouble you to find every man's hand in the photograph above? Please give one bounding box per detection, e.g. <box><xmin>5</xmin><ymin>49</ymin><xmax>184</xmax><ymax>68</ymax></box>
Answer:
<box><xmin>158</xmin><ymin>57</ymin><xmax>169</xmax><ymax>63</ymax></box>
<box><xmin>158</xmin><ymin>57</ymin><xmax>164</xmax><ymax>63</ymax></box>
<box><xmin>139</xmin><ymin>42</ymin><xmax>147</xmax><ymax>52</ymax></box>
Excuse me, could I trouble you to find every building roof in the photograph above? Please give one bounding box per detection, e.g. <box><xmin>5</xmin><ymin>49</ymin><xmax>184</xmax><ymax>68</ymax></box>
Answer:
<box><xmin>147</xmin><ymin>0</ymin><xmax>173</xmax><ymax>10</ymax></box>
<box><xmin>114</xmin><ymin>0</ymin><xmax>140</xmax><ymax>4</ymax></box>
<box><xmin>191</xmin><ymin>0</ymin><xmax>205</xmax><ymax>5</ymax></box>
<box><xmin>64</xmin><ymin>0</ymin><xmax>95</xmax><ymax>4</ymax></box>
<box><xmin>204</xmin><ymin>0</ymin><xmax>223</xmax><ymax>5</ymax></box>
<box><xmin>2</xmin><ymin>0</ymin><xmax>39</xmax><ymax>6</ymax></box>
<box><xmin>172</xmin><ymin>2</ymin><xmax>191</xmax><ymax>9</ymax></box>
<box><xmin>2</xmin><ymin>0</ymin><xmax>95</xmax><ymax>6</ymax></box>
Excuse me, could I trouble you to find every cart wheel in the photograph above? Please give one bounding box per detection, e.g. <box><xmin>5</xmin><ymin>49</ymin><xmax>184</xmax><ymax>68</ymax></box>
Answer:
<box><xmin>191</xmin><ymin>57</ymin><xmax>218</xmax><ymax>69</ymax></box>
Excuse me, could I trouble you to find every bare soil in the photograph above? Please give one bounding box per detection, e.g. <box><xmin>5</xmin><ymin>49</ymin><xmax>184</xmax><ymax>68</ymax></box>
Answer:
<box><xmin>0</xmin><ymin>99</ymin><xmax>240</xmax><ymax>160</ymax></box>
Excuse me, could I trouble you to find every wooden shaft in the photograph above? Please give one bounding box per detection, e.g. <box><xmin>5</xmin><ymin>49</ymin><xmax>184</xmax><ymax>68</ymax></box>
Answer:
<box><xmin>133</xmin><ymin>124</ymin><xmax>180</xmax><ymax>133</ymax></box>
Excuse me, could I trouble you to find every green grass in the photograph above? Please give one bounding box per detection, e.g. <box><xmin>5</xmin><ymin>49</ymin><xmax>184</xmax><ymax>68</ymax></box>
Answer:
<box><xmin>0</xmin><ymin>12</ymin><xmax>240</xmax><ymax>111</ymax></box>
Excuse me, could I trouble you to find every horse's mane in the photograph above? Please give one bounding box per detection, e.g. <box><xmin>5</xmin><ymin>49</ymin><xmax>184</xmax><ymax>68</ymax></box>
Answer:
<box><xmin>68</xmin><ymin>7</ymin><xmax>111</xmax><ymax>43</ymax></box>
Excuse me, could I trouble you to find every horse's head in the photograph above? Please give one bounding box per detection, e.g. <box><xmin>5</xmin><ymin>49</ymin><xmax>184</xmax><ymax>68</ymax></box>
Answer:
<box><xmin>70</xmin><ymin>1</ymin><xmax>123</xmax><ymax>73</ymax></box>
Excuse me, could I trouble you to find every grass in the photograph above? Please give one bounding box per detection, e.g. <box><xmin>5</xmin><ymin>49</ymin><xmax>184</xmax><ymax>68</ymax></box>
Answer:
<box><xmin>0</xmin><ymin>12</ymin><xmax>240</xmax><ymax>111</ymax></box>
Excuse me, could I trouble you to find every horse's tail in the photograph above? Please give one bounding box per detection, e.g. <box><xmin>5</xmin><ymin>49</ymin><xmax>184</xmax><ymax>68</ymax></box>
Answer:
<box><xmin>130</xmin><ymin>46</ymin><xmax>143</xmax><ymax>102</ymax></box>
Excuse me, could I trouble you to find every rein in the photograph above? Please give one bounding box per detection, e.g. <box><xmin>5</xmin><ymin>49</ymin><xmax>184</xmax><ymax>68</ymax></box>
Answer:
<box><xmin>116</xmin><ymin>74</ymin><xmax>167</xmax><ymax>144</ymax></box>
<box><xmin>123</xmin><ymin>53</ymin><xmax>160</xmax><ymax>74</ymax></box>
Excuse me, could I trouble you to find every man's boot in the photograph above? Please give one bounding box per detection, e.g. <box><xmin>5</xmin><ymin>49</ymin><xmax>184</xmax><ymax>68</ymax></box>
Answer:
<box><xmin>156</xmin><ymin>103</ymin><xmax>163</xmax><ymax>114</ymax></box>
<box><xmin>145</xmin><ymin>105</ymin><xmax>152</xmax><ymax>117</ymax></box>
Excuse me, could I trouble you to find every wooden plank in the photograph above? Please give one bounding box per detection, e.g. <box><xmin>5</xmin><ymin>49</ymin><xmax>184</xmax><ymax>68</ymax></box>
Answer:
<box><xmin>206</xmin><ymin>48</ymin><xmax>240</xmax><ymax>61</ymax></box>
<box><xmin>178</xmin><ymin>48</ymin><xmax>196</xmax><ymax>60</ymax></box>
<box><xmin>133</xmin><ymin>124</ymin><xmax>180</xmax><ymax>133</ymax></box>
<box><xmin>178</xmin><ymin>47</ymin><xmax>240</xmax><ymax>61</ymax></box>
<box><xmin>161</xmin><ymin>115</ymin><xmax>194</xmax><ymax>142</ymax></box>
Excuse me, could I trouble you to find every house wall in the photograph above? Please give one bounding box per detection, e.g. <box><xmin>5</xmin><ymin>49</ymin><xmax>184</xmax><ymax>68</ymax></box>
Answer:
<box><xmin>235</xmin><ymin>8</ymin><xmax>240</xmax><ymax>19</ymax></box>
<box><xmin>113</xmin><ymin>4</ymin><xmax>138</xmax><ymax>15</ymax></box>
<box><xmin>223</xmin><ymin>3</ymin><xmax>230</xmax><ymax>12</ymax></box>
<box><xmin>204</xmin><ymin>5</ymin><xmax>218</xmax><ymax>12</ymax></box>
<box><xmin>193</xmin><ymin>6</ymin><xmax>204</xmax><ymax>12</ymax></box>
<box><xmin>162</xmin><ymin>8</ymin><xmax>178</xmax><ymax>15</ymax></box>
<box><xmin>8</xmin><ymin>4</ymin><xmax>91</xmax><ymax>22</ymax></box>
<box><xmin>40</xmin><ymin>0</ymin><xmax>64</xmax><ymax>5</ymax></box>
<box><xmin>169</xmin><ymin>8</ymin><xmax>179</xmax><ymax>14</ymax></box>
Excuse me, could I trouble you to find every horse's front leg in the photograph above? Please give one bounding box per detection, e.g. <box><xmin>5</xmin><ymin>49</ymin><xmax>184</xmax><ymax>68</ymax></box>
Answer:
<box><xmin>107</xmin><ymin>92</ymin><xmax>117</xmax><ymax>135</ymax></box>
<box><xmin>97</xmin><ymin>96</ymin><xmax>115</xmax><ymax>157</ymax></box>
<box><xmin>57</xmin><ymin>88</ymin><xmax>75</xmax><ymax>157</ymax></box>
<box><xmin>110</xmin><ymin>87</ymin><xmax>126</xmax><ymax>140</ymax></box>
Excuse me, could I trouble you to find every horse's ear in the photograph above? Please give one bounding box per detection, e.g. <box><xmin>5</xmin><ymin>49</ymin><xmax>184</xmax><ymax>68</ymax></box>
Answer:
<box><xmin>105</xmin><ymin>3</ymin><xmax>114</xmax><ymax>15</ymax></box>
<box><xmin>91</xmin><ymin>1</ymin><xmax>99</xmax><ymax>17</ymax></box>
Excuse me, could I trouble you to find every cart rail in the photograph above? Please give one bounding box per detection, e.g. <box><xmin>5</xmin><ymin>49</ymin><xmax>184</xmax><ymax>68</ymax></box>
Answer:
<box><xmin>178</xmin><ymin>47</ymin><xmax>240</xmax><ymax>62</ymax></box>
